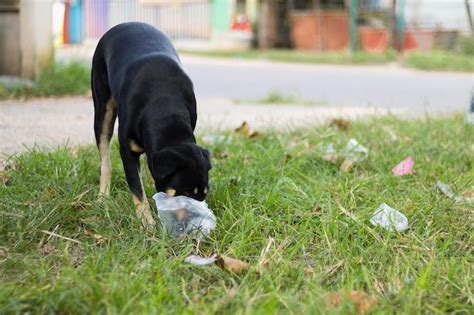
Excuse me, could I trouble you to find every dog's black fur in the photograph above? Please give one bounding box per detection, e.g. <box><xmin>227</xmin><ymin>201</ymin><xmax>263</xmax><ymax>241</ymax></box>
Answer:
<box><xmin>92</xmin><ymin>22</ymin><xmax>211</xmax><ymax>207</ymax></box>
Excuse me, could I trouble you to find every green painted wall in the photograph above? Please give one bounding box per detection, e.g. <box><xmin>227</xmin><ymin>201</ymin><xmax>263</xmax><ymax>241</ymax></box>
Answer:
<box><xmin>211</xmin><ymin>0</ymin><xmax>234</xmax><ymax>35</ymax></box>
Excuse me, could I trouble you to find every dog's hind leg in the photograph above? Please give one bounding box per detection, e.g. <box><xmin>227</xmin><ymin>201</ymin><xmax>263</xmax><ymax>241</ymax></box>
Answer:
<box><xmin>92</xmin><ymin>57</ymin><xmax>117</xmax><ymax>197</ymax></box>
<box><xmin>119</xmin><ymin>144</ymin><xmax>155</xmax><ymax>227</ymax></box>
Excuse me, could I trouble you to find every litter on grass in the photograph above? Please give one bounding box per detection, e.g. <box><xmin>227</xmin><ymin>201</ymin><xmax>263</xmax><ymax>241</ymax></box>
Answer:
<box><xmin>184</xmin><ymin>254</ymin><xmax>217</xmax><ymax>266</ymax></box>
<box><xmin>152</xmin><ymin>192</ymin><xmax>216</xmax><ymax>239</ymax></box>
<box><xmin>343</xmin><ymin>138</ymin><xmax>369</xmax><ymax>162</ymax></box>
<box><xmin>235</xmin><ymin>121</ymin><xmax>259</xmax><ymax>138</ymax></box>
<box><xmin>436</xmin><ymin>181</ymin><xmax>474</xmax><ymax>204</ymax></box>
<box><xmin>184</xmin><ymin>254</ymin><xmax>251</xmax><ymax>275</ymax></box>
<box><xmin>321</xmin><ymin>143</ymin><xmax>340</xmax><ymax>163</ymax></box>
<box><xmin>321</xmin><ymin>139</ymin><xmax>369</xmax><ymax>172</ymax></box>
<box><xmin>370</xmin><ymin>203</ymin><xmax>409</xmax><ymax>232</ymax></box>
<box><xmin>340</xmin><ymin>138</ymin><xmax>369</xmax><ymax>172</ymax></box>
<box><xmin>392</xmin><ymin>156</ymin><xmax>414</xmax><ymax>176</ymax></box>
<box><xmin>436</xmin><ymin>181</ymin><xmax>456</xmax><ymax>199</ymax></box>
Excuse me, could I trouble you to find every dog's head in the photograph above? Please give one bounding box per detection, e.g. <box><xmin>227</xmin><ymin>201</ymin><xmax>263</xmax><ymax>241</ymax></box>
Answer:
<box><xmin>149</xmin><ymin>143</ymin><xmax>211</xmax><ymax>201</ymax></box>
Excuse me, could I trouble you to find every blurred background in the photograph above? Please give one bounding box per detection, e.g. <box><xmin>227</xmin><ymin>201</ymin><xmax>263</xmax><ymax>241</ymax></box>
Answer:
<box><xmin>0</xmin><ymin>0</ymin><xmax>473</xmax><ymax>155</ymax></box>
<box><xmin>2</xmin><ymin>0</ymin><xmax>473</xmax><ymax>74</ymax></box>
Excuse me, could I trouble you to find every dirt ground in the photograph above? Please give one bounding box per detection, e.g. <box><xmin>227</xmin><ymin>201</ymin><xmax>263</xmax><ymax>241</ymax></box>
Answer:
<box><xmin>0</xmin><ymin>95</ymin><xmax>395</xmax><ymax>159</ymax></box>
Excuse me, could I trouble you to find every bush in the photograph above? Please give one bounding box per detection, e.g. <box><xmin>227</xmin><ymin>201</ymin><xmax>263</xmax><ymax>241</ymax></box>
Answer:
<box><xmin>458</xmin><ymin>36</ymin><xmax>474</xmax><ymax>55</ymax></box>
<box><xmin>0</xmin><ymin>61</ymin><xmax>91</xmax><ymax>99</ymax></box>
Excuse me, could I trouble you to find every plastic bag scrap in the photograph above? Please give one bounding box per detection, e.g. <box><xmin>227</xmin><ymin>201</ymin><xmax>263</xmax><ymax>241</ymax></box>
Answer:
<box><xmin>184</xmin><ymin>254</ymin><xmax>218</xmax><ymax>266</ymax></box>
<box><xmin>340</xmin><ymin>138</ymin><xmax>369</xmax><ymax>172</ymax></box>
<box><xmin>321</xmin><ymin>139</ymin><xmax>369</xmax><ymax>169</ymax></box>
<box><xmin>321</xmin><ymin>143</ymin><xmax>340</xmax><ymax>163</ymax></box>
<box><xmin>370</xmin><ymin>203</ymin><xmax>409</xmax><ymax>232</ymax></box>
<box><xmin>152</xmin><ymin>192</ymin><xmax>216</xmax><ymax>239</ymax></box>
<box><xmin>343</xmin><ymin>138</ymin><xmax>369</xmax><ymax>162</ymax></box>
<box><xmin>436</xmin><ymin>181</ymin><xmax>473</xmax><ymax>204</ymax></box>
<box><xmin>392</xmin><ymin>156</ymin><xmax>414</xmax><ymax>176</ymax></box>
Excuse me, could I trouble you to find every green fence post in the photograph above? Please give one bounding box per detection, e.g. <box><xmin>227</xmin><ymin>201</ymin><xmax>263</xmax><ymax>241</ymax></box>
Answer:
<box><xmin>396</xmin><ymin>0</ymin><xmax>406</xmax><ymax>50</ymax></box>
<box><xmin>350</xmin><ymin>0</ymin><xmax>358</xmax><ymax>53</ymax></box>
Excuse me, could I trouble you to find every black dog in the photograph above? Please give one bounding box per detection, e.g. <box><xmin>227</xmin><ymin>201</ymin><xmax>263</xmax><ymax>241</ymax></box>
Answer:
<box><xmin>92</xmin><ymin>22</ymin><xmax>211</xmax><ymax>226</ymax></box>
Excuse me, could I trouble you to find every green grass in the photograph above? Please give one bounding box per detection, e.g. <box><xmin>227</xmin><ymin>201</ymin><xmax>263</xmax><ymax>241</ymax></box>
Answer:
<box><xmin>234</xmin><ymin>89</ymin><xmax>324</xmax><ymax>105</ymax></box>
<box><xmin>0</xmin><ymin>61</ymin><xmax>90</xmax><ymax>100</ymax></box>
<box><xmin>180</xmin><ymin>49</ymin><xmax>398</xmax><ymax>65</ymax></box>
<box><xmin>181</xmin><ymin>48</ymin><xmax>474</xmax><ymax>72</ymax></box>
<box><xmin>1</xmin><ymin>116</ymin><xmax>473</xmax><ymax>313</ymax></box>
<box><xmin>403</xmin><ymin>50</ymin><xmax>474</xmax><ymax>72</ymax></box>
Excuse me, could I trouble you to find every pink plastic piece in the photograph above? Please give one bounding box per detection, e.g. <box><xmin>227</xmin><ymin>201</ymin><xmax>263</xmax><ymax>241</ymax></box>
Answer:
<box><xmin>392</xmin><ymin>156</ymin><xmax>414</xmax><ymax>176</ymax></box>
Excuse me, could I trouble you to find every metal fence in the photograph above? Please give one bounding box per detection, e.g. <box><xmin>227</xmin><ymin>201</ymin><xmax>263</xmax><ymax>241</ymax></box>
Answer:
<box><xmin>83</xmin><ymin>0</ymin><xmax>211</xmax><ymax>41</ymax></box>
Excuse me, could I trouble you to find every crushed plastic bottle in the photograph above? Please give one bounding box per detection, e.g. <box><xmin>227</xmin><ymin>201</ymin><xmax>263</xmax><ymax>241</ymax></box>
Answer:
<box><xmin>152</xmin><ymin>192</ymin><xmax>216</xmax><ymax>239</ymax></box>
<box><xmin>370</xmin><ymin>203</ymin><xmax>409</xmax><ymax>232</ymax></box>
<box><xmin>343</xmin><ymin>138</ymin><xmax>369</xmax><ymax>162</ymax></box>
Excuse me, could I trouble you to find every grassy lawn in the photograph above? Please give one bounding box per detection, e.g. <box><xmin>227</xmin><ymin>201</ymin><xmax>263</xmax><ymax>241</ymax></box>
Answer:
<box><xmin>403</xmin><ymin>51</ymin><xmax>474</xmax><ymax>72</ymax></box>
<box><xmin>0</xmin><ymin>61</ymin><xmax>90</xmax><ymax>100</ymax></box>
<box><xmin>234</xmin><ymin>89</ymin><xmax>324</xmax><ymax>105</ymax></box>
<box><xmin>180</xmin><ymin>49</ymin><xmax>398</xmax><ymax>66</ymax></box>
<box><xmin>1</xmin><ymin>115</ymin><xmax>473</xmax><ymax>313</ymax></box>
<box><xmin>180</xmin><ymin>49</ymin><xmax>474</xmax><ymax>72</ymax></box>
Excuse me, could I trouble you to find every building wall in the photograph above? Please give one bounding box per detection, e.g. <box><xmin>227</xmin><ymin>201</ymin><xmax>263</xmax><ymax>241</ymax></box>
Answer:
<box><xmin>404</xmin><ymin>0</ymin><xmax>473</xmax><ymax>33</ymax></box>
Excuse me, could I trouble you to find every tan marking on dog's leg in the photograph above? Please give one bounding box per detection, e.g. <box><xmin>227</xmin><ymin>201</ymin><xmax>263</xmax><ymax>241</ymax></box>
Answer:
<box><xmin>132</xmin><ymin>177</ymin><xmax>155</xmax><ymax>227</ymax></box>
<box><xmin>129</xmin><ymin>140</ymin><xmax>145</xmax><ymax>153</ymax></box>
<box><xmin>132</xmin><ymin>194</ymin><xmax>154</xmax><ymax>227</ymax></box>
<box><xmin>166</xmin><ymin>188</ymin><xmax>176</xmax><ymax>197</ymax></box>
<box><xmin>99</xmin><ymin>99</ymin><xmax>116</xmax><ymax>196</ymax></box>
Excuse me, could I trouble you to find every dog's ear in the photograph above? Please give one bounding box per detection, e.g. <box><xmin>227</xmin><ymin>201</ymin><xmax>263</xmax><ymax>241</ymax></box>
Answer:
<box><xmin>150</xmin><ymin>149</ymin><xmax>180</xmax><ymax>179</ymax></box>
<box><xmin>201</xmin><ymin>148</ymin><xmax>212</xmax><ymax>170</ymax></box>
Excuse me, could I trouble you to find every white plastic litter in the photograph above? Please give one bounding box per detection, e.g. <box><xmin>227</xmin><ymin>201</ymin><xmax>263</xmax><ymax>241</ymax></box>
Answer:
<box><xmin>436</xmin><ymin>181</ymin><xmax>472</xmax><ymax>204</ymax></box>
<box><xmin>343</xmin><ymin>138</ymin><xmax>369</xmax><ymax>162</ymax></box>
<box><xmin>152</xmin><ymin>192</ymin><xmax>216</xmax><ymax>239</ymax></box>
<box><xmin>436</xmin><ymin>181</ymin><xmax>456</xmax><ymax>199</ymax></box>
<box><xmin>184</xmin><ymin>254</ymin><xmax>218</xmax><ymax>266</ymax></box>
<box><xmin>321</xmin><ymin>143</ymin><xmax>339</xmax><ymax>162</ymax></box>
<box><xmin>370</xmin><ymin>203</ymin><xmax>409</xmax><ymax>232</ymax></box>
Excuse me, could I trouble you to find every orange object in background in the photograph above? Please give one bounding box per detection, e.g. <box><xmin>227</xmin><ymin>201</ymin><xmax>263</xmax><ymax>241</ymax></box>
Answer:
<box><xmin>358</xmin><ymin>27</ymin><xmax>388</xmax><ymax>53</ymax></box>
<box><xmin>290</xmin><ymin>10</ymin><xmax>349</xmax><ymax>51</ymax></box>
<box><xmin>402</xmin><ymin>30</ymin><xmax>418</xmax><ymax>51</ymax></box>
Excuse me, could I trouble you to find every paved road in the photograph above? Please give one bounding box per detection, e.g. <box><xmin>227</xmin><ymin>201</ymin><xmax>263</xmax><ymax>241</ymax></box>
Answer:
<box><xmin>1</xmin><ymin>50</ymin><xmax>472</xmax><ymax>158</ymax></box>
<box><xmin>56</xmin><ymin>46</ymin><xmax>473</xmax><ymax>113</ymax></box>
<box><xmin>182</xmin><ymin>56</ymin><xmax>473</xmax><ymax>114</ymax></box>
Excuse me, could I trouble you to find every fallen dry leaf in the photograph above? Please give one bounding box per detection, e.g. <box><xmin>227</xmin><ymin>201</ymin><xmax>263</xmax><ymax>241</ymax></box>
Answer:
<box><xmin>0</xmin><ymin>246</ymin><xmax>8</xmax><ymax>260</ymax></box>
<box><xmin>44</xmin><ymin>187</ymin><xmax>58</xmax><ymax>198</ymax></box>
<box><xmin>84</xmin><ymin>229</ymin><xmax>107</xmax><ymax>245</ymax></box>
<box><xmin>340</xmin><ymin>159</ymin><xmax>355</xmax><ymax>173</ymax></box>
<box><xmin>216</xmin><ymin>255</ymin><xmax>250</xmax><ymax>275</ymax></box>
<box><xmin>235</xmin><ymin>121</ymin><xmax>259</xmax><ymax>138</ymax></box>
<box><xmin>305</xmin><ymin>266</ymin><xmax>315</xmax><ymax>278</ymax></box>
<box><xmin>461</xmin><ymin>188</ymin><xmax>474</xmax><ymax>198</ymax></box>
<box><xmin>330</xmin><ymin>118</ymin><xmax>351</xmax><ymax>131</ymax></box>
<box><xmin>326</xmin><ymin>290</ymin><xmax>379</xmax><ymax>315</ymax></box>
<box><xmin>1</xmin><ymin>174</ymin><xmax>12</xmax><ymax>186</ymax></box>
<box><xmin>322</xmin><ymin>153</ymin><xmax>341</xmax><ymax>163</ymax></box>
<box><xmin>71</xmin><ymin>200</ymin><xmax>92</xmax><ymax>211</ymax></box>
<box><xmin>216</xmin><ymin>150</ymin><xmax>230</xmax><ymax>159</ymax></box>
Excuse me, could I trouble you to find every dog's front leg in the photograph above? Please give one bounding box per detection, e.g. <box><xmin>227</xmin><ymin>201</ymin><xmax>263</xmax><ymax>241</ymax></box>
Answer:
<box><xmin>119</xmin><ymin>147</ymin><xmax>155</xmax><ymax>228</ymax></box>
